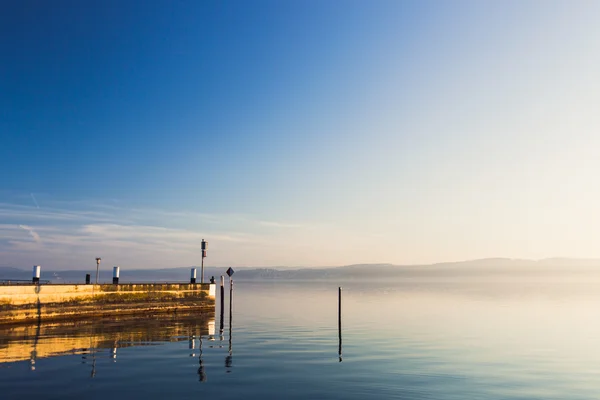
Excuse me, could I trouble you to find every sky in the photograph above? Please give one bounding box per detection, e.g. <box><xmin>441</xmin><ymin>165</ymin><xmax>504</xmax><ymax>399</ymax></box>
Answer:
<box><xmin>1</xmin><ymin>1</ymin><xmax>600</xmax><ymax>270</ymax></box>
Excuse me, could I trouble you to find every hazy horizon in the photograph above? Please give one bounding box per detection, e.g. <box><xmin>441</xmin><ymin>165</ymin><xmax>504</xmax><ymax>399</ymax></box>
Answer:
<box><xmin>2</xmin><ymin>1</ymin><xmax>600</xmax><ymax>269</ymax></box>
<box><xmin>6</xmin><ymin>256</ymin><xmax>600</xmax><ymax>273</ymax></box>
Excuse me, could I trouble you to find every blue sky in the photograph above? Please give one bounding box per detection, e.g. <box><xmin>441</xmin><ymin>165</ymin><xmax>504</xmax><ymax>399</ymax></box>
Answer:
<box><xmin>2</xmin><ymin>1</ymin><xmax>600</xmax><ymax>269</ymax></box>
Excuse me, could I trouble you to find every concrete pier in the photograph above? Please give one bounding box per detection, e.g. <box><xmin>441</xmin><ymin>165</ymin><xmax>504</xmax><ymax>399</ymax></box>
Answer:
<box><xmin>0</xmin><ymin>283</ymin><xmax>216</xmax><ymax>325</ymax></box>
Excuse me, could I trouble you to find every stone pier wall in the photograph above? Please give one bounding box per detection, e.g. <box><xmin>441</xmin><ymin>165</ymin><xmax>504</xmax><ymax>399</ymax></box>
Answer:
<box><xmin>0</xmin><ymin>283</ymin><xmax>215</xmax><ymax>325</ymax></box>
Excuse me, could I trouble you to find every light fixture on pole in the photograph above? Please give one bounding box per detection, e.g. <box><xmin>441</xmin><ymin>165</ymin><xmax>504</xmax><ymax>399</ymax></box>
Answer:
<box><xmin>201</xmin><ymin>239</ymin><xmax>207</xmax><ymax>283</ymax></box>
<box><xmin>95</xmin><ymin>257</ymin><xmax>101</xmax><ymax>284</ymax></box>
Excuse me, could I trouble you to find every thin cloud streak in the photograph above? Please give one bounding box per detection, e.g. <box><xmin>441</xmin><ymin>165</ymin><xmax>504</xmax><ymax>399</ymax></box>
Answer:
<box><xmin>18</xmin><ymin>224</ymin><xmax>41</xmax><ymax>243</ymax></box>
<box><xmin>30</xmin><ymin>193</ymin><xmax>40</xmax><ymax>209</ymax></box>
<box><xmin>0</xmin><ymin>200</ymin><xmax>331</xmax><ymax>269</ymax></box>
<box><xmin>259</xmin><ymin>221</ymin><xmax>305</xmax><ymax>229</ymax></box>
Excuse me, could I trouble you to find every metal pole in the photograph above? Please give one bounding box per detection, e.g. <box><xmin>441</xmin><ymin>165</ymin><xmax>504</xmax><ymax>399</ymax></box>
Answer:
<box><xmin>338</xmin><ymin>286</ymin><xmax>342</xmax><ymax>361</ymax></box>
<box><xmin>220</xmin><ymin>276</ymin><xmax>225</xmax><ymax>333</ymax></box>
<box><xmin>226</xmin><ymin>278</ymin><xmax>233</xmax><ymax>369</ymax></box>
<box><xmin>201</xmin><ymin>239</ymin><xmax>207</xmax><ymax>284</ymax></box>
<box><xmin>229</xmin><ymin>278</ymin><xmax>233</xmax><ymax>326</ymax></box>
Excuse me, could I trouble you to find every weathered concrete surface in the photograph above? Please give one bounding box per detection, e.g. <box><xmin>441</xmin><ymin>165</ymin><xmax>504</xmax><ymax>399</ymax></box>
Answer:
<box><xmin>0</xmin><ymin>283</ymin><xmax>215</xmax><ymax>325</ymax></box>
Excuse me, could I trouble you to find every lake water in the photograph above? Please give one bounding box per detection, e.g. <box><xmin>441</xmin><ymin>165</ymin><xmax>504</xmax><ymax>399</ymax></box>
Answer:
<box><xmin>2</xmin><ymin>279</ymin><xmax>600</xmax><ymax>399</ymax></box>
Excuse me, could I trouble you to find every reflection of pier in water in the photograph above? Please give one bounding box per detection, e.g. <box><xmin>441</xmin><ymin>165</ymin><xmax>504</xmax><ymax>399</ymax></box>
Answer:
<box><xmin>0</xmin><ymin>312</ymin><xmax>214</xmax><ymax>366</ymax></box>
<box><xmin>0</xmin><ymin>280</ymin><xmax>239</xmax><ymax>382</ymax></box>
<box><xmin>0</xmin><ymin>278</ymin><xmax>240</xmax><ymax>380</ymax></box>
<box><xmin>191</xmin><ymin>277</ymin><xmax>233</xmax><ymax>381</ymax></box>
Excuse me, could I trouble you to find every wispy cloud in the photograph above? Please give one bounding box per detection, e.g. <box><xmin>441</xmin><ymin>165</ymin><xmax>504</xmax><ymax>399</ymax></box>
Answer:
<box><xmin>18</xmin><ymin>224</ymin><xmax>41</xmax><ymax>242</ymax></box>
<box><xmin>0</xmin><ymin>198</ymin><xmax>348</xmax><ymax>269</ymax></box>
<box><xmin>0</xmin><ymin>196</ymin><xmax>401</xmax><ymax>269</ymax></box>
<box><xmin>30</xmin><ymin>193</ymin><xmax>40</xmax><ymax>209</ymax></box>
<box><xmin>259</xmin><ymin>220</ymin><xmax>305</xmax><ymax>229</ymax></box>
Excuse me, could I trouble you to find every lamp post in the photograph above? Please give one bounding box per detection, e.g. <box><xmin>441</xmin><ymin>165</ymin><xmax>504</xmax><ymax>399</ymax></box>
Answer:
<box><xmin>201</xmin><ymin>239</ymin><xmax>207</xmax><ymax>283</ymax></box>
<box><xmin>95</xmin><ymin>257</ymin><xmax>101</xmax><ymax>284</ymax></box>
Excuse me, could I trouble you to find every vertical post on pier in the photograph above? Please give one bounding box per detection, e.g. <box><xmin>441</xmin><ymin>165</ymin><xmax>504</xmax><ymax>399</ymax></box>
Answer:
<box><xmin>32</xmin><ymin>265</ymin><xmax>40</xmax><ymax>284</ymax></box>
<box><xmin>220</xmin><ymin>276</ymin><xmax>225</xmax><ymax>333</ymax></box>
<box><xmin>112</xmin><ymin>266</ymin><xmax>120</xmax><ymax>285</ymax></box>
<box><xmin>338</xmin><ymin>286</ymin><xmax>342</xmax><ymax>361</ymax></box>
<box><xmin>201</xmin><ymin>239</ymin><xmax>207</xmax><ymax>284</ymax></box>
<box><xmin>95</xmin><ymin>257</ymin><xmax>101</xmax><ymax>284</ymax></box>
<box><xmin>190</xmin><ymin>268</ymin><xmax>197</xmax><ymax>284</ymax></box>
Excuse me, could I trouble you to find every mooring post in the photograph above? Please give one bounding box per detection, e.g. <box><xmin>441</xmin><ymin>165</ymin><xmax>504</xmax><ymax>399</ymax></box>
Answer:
<box><xmin>32</xmin><ymin>265</ymin><xmax>40</xmax><ymax>284</ymax></box>
<box><xmin>220</xmin><ymin>276</ymin><xmax>225</xmax><ymax>333</ymax></box>
<box><xmin>112</xmin><ymin>266</ymin><xmax>120</xmax><ymax>285</ymax></box>
<box><xmin>338</xmin><ymin>286</ymin><xmax>342</xmax><ymax>361</ymax></box>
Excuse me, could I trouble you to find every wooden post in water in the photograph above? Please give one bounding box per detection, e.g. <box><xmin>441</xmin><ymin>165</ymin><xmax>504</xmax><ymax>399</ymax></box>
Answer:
<box><xmin>338</xmin><ymin>286</ymin><xmax>342</xmax><ymax>362</ymax></box>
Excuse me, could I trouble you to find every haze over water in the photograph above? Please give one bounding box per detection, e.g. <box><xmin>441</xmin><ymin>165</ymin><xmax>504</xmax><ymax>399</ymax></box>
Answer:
<box><xmin>2</xmin><ymin>278</ymin><xmax>600</xmax><ymax>399</ymax></box>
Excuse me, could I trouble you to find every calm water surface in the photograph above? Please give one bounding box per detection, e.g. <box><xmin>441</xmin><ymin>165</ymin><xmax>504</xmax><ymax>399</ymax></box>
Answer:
<box><xmin>1</xmin><ymin>279</ymin><xmax>600</xmax><ymax>399</ymax></box>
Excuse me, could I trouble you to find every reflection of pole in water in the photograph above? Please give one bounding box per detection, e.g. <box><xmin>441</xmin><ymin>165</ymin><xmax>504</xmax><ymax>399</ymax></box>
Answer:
<box><xmin>198</xmin><ymin>335</ymin><xmax>206</xmax><ymax>382</ymax></box>
<box><xmin>31</xmin><ymin>284</ymin><xmax>42</xmax><ymax>371</ymax></box>
<box><xmin>225</xmin><ymin>278</ymin><xmax>233</xmax><ymax>371</ymax></box>
<box><xmin>208</xmin><ymin>319</ymin><xmax>215</xmax><ymax>341</ymax></box>
<box><xmin>88</xmin><ymin>333</ymin><xmax>97</xmax><ymax>378</ymax></box>
<box><xmin>30</xmin><ymin>312</ymin><xmax>41</xmax><ymax>371</ymax></box>
<box><xmin>91</xmin><ymin>352</ymin><xmax>96</xmax><ymax>378</ymax></box>
<box><xmin>338</xmin><ymin>286</ymin><xmax>342</xmax><ymax>362</ymax></box>
<box><xmin>189</xmin><ymin>334</ymin><xmax>196</xmax><ymax>357</ymax></box>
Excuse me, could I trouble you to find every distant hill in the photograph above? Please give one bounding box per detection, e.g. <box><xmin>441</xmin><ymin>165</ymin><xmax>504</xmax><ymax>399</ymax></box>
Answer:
<box><xmin>0</xmin><ymin>267</ymin><xmax>30</xmax><ymax>280</ymax></box>
<box><xmin>3</xmin><ymin>258</ymin><xmax>600</xmax><ymax>283</ymax></box>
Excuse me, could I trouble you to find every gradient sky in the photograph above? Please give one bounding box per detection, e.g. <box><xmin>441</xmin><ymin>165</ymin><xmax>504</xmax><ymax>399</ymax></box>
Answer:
<box><xmin>2</xmin><ymin>1</ymin><xmax>600</xmax><ymax>269</ymax></box>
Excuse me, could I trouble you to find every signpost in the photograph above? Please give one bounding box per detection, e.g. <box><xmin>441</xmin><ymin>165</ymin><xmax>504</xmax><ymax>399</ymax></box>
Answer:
<box><xmin>226</xmin><ymin>267</ymin><xmax>234</xmax><ymax>370</ymax></box>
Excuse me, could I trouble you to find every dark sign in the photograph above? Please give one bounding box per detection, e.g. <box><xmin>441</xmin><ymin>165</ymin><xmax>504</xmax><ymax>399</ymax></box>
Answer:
<box><xmin>226</xmin><ymin>267</ymin><xmax>235</xmax><ymax>277</ymax></box>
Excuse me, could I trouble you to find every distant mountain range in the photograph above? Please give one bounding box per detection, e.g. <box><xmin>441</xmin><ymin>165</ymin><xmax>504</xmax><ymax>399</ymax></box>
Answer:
<box><xmin>2</xmin><ymin>258</ymin><xmax>600</xmax><ymax>283</ymax></box>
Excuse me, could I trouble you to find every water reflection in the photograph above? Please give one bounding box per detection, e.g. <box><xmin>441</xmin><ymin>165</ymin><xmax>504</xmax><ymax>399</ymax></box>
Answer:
<box><xmin>198</xmin><ymin>335</ymin><xmax>206</xmax><ymax>382</ymax></box>
<box><xmin>0</xmin><ymin>313</ymin><xmax>215</xmax><ymax>369</ymax></box>
<box><xmin>6</xmin><ymin>280</ymin><xmax>600</xmax><ymax>400</ymax></box>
